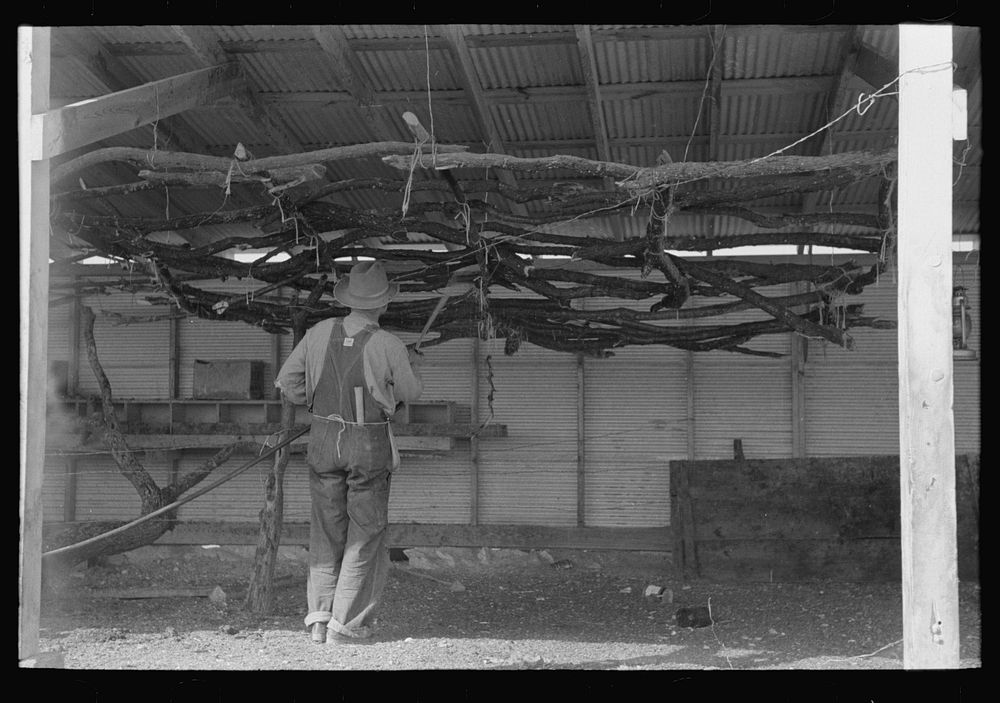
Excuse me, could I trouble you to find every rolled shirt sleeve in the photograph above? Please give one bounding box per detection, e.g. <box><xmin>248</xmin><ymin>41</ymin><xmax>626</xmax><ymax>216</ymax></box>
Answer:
<box><xmin>364</xmin><ymin>330</ymin><xmax>422</xmax><ymax>413</ymax></box>
<box><xmin>273</xmin><ymin>326</ymin><xmax>315</xmax><ymax>407</ymax></box>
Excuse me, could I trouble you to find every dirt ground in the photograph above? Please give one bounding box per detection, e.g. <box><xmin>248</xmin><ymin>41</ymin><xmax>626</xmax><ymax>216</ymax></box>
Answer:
<box><xmin>33</xmin><ymin>545</ymin><xmax>981</xmax><ymax>672</ymax></box>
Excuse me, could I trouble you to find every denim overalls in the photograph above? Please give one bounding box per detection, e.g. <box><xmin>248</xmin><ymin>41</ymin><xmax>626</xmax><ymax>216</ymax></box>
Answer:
<box><xmin>303</xmin><ymin>320</ymin><xmax>394</xmax><ymax>637</ymax></box>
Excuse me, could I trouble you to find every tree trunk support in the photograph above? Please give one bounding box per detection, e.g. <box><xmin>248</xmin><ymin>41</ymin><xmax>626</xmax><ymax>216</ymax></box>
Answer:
<box><xmin>245</xmin><ymin>276</ymin><xmax>326</xmax><ymax>613</ymax></box>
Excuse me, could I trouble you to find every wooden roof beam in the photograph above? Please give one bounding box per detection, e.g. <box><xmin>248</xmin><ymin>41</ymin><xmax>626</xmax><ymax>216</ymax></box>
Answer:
<box><xmin>574</xmin><ymin>24</ymin><xmax>624</xmax><ymax>241</ymax></box>
<box><xmin>57</xmin><ymin>29</ymin><xmax>203</xmax><ymax>154</ymax></box>
<box><xmin>800</xmin><ymin>27</ymin><xmax>870</xmax><ymax>221</ymax></box>
<box><xmin>55</xmin><ymin>29</ymin><xmax>260</xmax><ymax>212</ymax></box>
<box><xmin>311</xmin><ymin>25</ymin><xmax>401</xmax><ymax>140</ymax></box>
<box><xmin>241</xmin><ymin>75</ymin><xmax>833</xmax><ymax>108</ymax></box>
<box><xmin>706</xmin><ymin>25</ymin><xmax>726</xmax><ymax>240</ymax></box>
<box><xmin>35</xmin><ymin>62</ymin><xmax>243</xmax><ymax>160</ymax></box>
<box><xmin>312</xmin><ymin>26</ymin><xmax>465</xmax><ymax>251</ymax></box>
<box><xmin>437</xmin><ymin>24</ymin><xmax>529</xmax><ymax>217</ymax></box>
<box><xmin>82</xmin><ymin>26</ymin><xmax>854</xmax><ymax>57</ymax></box>
<box><xmin>171</xmin><ymin>25</ymin><xmax>302</xmax><ymax>155</ymax></box>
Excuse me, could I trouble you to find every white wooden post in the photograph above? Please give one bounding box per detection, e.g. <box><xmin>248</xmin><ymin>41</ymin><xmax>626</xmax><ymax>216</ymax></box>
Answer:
<box><xmin>897</xmin><ymin>23</ymin><xmax>960</xmax><ymax>669</ymax></box>
<box><xmin>18</xmin><ymin>26</ymin><xmax>51</xmax><ymax>662</ymax></box>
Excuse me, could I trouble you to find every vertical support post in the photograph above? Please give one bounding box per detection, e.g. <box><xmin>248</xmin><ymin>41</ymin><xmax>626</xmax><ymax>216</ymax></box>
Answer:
<box><xmin>64</xmin><ymin>296</ymin><xmax>82</xmax><ymax>528</ymax></box>
<box><xmin>897</xmin><ymin>23</ymin><xmax>960</xmax><ymax>669</ymax></box>
<box><xmin>271</xmin><ymin>327</ymin><xmax>283</xmax><ymax>401</ymax></box>
<box><xmin>62</xmin><ymin>458</ymin><xmax>78</xmax><ymax>524</ymax></box>
<box><xmin>790</xmin><ymin>334</ymin><xmax>807</xmax><ymax>458</ymax></box>
<box><xmin>576</xmin><ymin>353</ymin><xmax>586</xmax><ymax>527</ymax></box>
<box><xmin>470</xmin><ymin>338</ymin><xmax>480</xmax><ymax>526</ymax></box>
<box><xmin>18</xmin><ymin>26</ymin><xmax>51</xmax><ymax>663</ymax></box>
<box><xmin>168</xmin><ymin>315</ymin><xmax>181</xmax><ymax>497</ymax></box>
<box><xmin>67</xmin><ymin>295</ymin><xmax>81</xmax><ymax>396</ymax></box>
<box><xmin>790</xmin><ymin>281</ymin><xmax>808</xmax><ymax>459</ymax></box>
<box><xmin>685</xmin><ymin>350</ymin><xmax>695</xmax><ymax>461</ymax></box>
<box><xmin>168</xmin><ymin>314</ymin><xmax>180</xmax><ymax>400</ymax></box>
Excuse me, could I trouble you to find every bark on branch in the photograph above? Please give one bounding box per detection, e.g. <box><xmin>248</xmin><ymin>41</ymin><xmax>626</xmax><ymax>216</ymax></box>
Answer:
<box><xmin>382</xmin><ymin>148</ymin><xmax>897</xmax><ymax>189</ymax></box>
<box><xmin>52</xmin><ymin>141</ymin><xmax>471</xmax><ymax>185</ymax></box>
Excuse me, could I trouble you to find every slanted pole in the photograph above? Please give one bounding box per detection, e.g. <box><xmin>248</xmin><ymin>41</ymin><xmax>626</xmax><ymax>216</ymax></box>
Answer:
<box><xmin>18</xmin><ymin>26</ymin><xmax>51</xmax><ymax>663</ymax></box>
<box><xmin>896</xmin><ymin>23</ymin><xmax>960</xmax><ymax>669</ymax></box>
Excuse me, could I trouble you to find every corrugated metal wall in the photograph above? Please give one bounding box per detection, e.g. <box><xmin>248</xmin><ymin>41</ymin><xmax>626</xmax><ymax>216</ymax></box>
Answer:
<box><xmin>77</xmin><ymin>291</ymin><xmax>171</xmax><ymax>399</ymax></box>
<box><xmin>476</xmin><ymin>338</ymin><xmax>579</xmax><ymax>526</ymax></box>
<box><xmin>583</xmin><ymin>347</ymin><xmax>685</xmax><ymax>527</ymax></box>
<box><xmin>687</xmin><ymin>280</ymin><xmax>795</xmax><ymax>459</ymax></box>
<box><xmin>43</xmin><ymin>252</ymin><xmax>981</xmax><ymax>534</ymax></box>
<box><xmin>177</xmin><ymin>279</ymin><xmax>279</xmax><ymax>399</ymax></box>
<box><xmin>72</xmin><ymin>457</ymin><xmax>171</xmax><ymax>522</ymax></box>
<box><xmin>389</xmin><ymin>336</ymin><xmax>475</xmax><ymax>525</ymax></box>
<box><xmin>579</xmin><ymin>273</ymin><xmax>688</xmax><ymax>528</ymax></box>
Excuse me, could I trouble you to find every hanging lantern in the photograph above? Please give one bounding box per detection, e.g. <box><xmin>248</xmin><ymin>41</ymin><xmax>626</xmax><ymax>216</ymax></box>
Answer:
<box><xmin>952</xmin><ymin>286</ymin><xmax>976</xmax><ymax>359</ymax></box>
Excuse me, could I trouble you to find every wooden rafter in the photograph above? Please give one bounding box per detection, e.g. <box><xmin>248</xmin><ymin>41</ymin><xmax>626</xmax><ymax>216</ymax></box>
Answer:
<box><xmin>311</xmin><ymin>26</ymin><xmax>462</xmax><ymax>249</ymax></box>
<box><xmin>437</xmin><ymin>24</ymin><xmax>528</xmax><ymax>218</ymax></box>
<box><xmin>706</xmin><ymin>24</ymin><xmax>725</xmax><ymax>240</ymax></box>
<box><xmin>853</xmin><ymin>40</ymin><xmax>899</xmax><ymax>93</ymax></box>
<box><xmin>311</xmin><ymin>25</ymin><xmax>400</xmax><ymax>140</ymax></box>
<box><xmin>800</xmin><ymin>26</ymin><xmax>869</xmax><ymax>220</ymax></box>
<box><xmin>35</xmin><ymin>62</ymin><xmax>243</xmax><ymax>159</ymax></box>
<box><xmin>56</xmin><ymin>29</ymin><xmax>260</xmax><ymax>213</ymax></box>
<box><xmin>574</xmin><ymin>24</ymin><xmax>625</xmax><ymax>241</ymax></box>
<box><xmin>244</xmin><ymin>76</ymin><xmax>833</xmax><ymax>108</ymax></box>
<box><xmin>74</xmin><ymin>25</ymin><xmax>850</xmax><ymax>57</ymax></box>
<box><xmin>58</xmin><ymin>29</ymin><xmax>201</xmax><ymax>154</ymax></box>
<box><xmin>170</xmin><ymin>25</ymin><xmax>301</xmax><ymax>154</ymax></box>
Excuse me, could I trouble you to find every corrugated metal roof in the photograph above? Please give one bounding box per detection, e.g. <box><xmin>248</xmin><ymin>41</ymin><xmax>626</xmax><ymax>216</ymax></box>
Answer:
<box><xmin>495</xmin><ymin>101</ymin><xmax>593</xmax><ymax>142</ymax></box>
<box><xmin>726</xmin><ymin>27</ymin><xmax>848</xmax><ymax>79</ymax></box>
<box><xmin>473</xmin><ymin>43</ymin><xmax>582</xmax><ymax>90</ymax></box>
<box><xmin>46</xmin><ymin>24</ymin><xmax>980</xmax><ymax>240</ymax></box>
<box><xmin>598</xmin><ymin>35</ymin><xmax>712</xmax><ymax>83</ymax></box>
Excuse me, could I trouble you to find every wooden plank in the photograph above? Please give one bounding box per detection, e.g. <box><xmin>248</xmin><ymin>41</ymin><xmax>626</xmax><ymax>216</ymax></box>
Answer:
<box><xmin>311</xmin><ymin>25</ymin><xmax>399</xmax><ymax>140</ymax></box>
<box><xmin>395</xmin><ymin>436</ymin><xmax>454</xmax><ymax>452</ymax></box>
<box><xmin>270</xmin><ymin>332</ymin><xmax>282</xmax><ymax>401</ymax></box>
<box><xmin>897</xmin><ymin>24</ymin><xmax>960</xmax><ymax>669</ymax></box>
<box><xmin>693</xmin><ymin>538</ymin><xmax>903</xmax><ymax>582</ymax></box>
<box><xmin>705</xmin><ymin>25</ymin><xmax>725</xmax><ymax>240</ymax></box>
<box><xmin>67</xmin><ymin>295</ymin><xmax>81</xmax><ymax>395</ymax></box>
<box><xmin>436</xmin><ymin>24</ymin><xmax>529</xmax><ymax>217</ymax></box>
<box><xmin>36</xmin><ymin>62</ymin><xmax>243</xmax><ymax>159</ymax></box>
<box><xmin>149</xmin><ymin>521</ymin><xmax>672</xmax><ymax>552</ymax></box>
<box><xmin>243</xmin><ymin>76</ymin><xmax>832</xmax><ymax>107</ymax></box>
<box><xmin>801</xmin><ymin>26</ymin><xmax>866</xmax><ymax>214</ymax></box>
<box><xmin>168</xmin><ymin>315</ymin><xmax>179</xmax><ymax>400</ymax></box>
<box><xmin>52</xmin><ymin>433</ymin><xmax>459</xmax><ymax>453</ymax></box>
<box><xmin>18</xmin><ymin>25</ymin><xmax>50</xmax><ymax>663</ymax></box>
<box><xmin>170</xmin><ymin>25</ymin><xmax>300</xmax><ymax>154</ymax></box>
<box><xmin>675</xmin><ymin>461</ymin><xmax>700</xmax><ymax>579</ymax></box>
<box><xmin>672</xmin><ymin>457</ymin><xmax>901</xmax><ymax>485</ymax></box>
<box><xmin>790</xmin><ymin>286</ymin><xmax>808</xmax><ymax>456</ymax></box>
<box><xmin>684</xmin><ymin>495</ymin><xmax>900</xmax><ymax>540</ymax></box>
<box><xmin>62</xmin><ymin>457</ymin><xmax>78</xmax><ymax>524</ymax></box>
<box><xmin>94</xmin><ymin>588</ymin><xmax>216</xmax><ymax>599</ymax></box>
<box><xmin>574</xmin><ymin>24</ymin><xmax>624</xmax><ymax>241</ymax></box>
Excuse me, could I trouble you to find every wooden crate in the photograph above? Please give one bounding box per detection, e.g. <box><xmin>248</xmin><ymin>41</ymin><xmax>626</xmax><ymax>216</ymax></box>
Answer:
<box><xmin>398</xmin><ymin>401</ymin><xmax>456</xmax><ymax>425</ymax></box>
<box><xmin>396</xmin><ymin>401</ymin><xmax>457</xmax><ymax>451</ymax></box>
<box><xmin>192</xmin><ymin>360</ymin><xmax>266</xmax><ymax>400</ymax></box>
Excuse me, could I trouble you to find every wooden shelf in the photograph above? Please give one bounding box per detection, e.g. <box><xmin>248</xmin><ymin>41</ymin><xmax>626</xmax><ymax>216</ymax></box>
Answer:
<box><xmin>47</xmin><ymin>397</ymin><xmax>507</xmax><ymax>455</ymax></box>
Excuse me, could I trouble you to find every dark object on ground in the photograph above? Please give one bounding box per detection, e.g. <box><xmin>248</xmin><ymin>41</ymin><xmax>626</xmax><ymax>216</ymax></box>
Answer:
<box><xmin>676</xmin><ymin>606</ymin><xmax>713</xmax><ymax>628</ymax></box>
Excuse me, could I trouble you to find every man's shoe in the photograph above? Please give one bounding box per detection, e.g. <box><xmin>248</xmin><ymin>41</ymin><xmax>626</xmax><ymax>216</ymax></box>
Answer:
<box><xmin>310</xmin><ymin>622</ymin><xmax>327</xmax><ymax>644</ymax></box>
<box><xmin>326</xmin><ymin>631</ymin><xmax>376</xmax><ymax>645</ymax></box>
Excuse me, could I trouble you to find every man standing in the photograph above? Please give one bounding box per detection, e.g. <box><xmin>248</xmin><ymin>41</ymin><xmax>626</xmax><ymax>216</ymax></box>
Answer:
<box><xmin>275</xmin><ymin>260</ymin><xmax>423</xmax><ymax>644</ymax></box>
